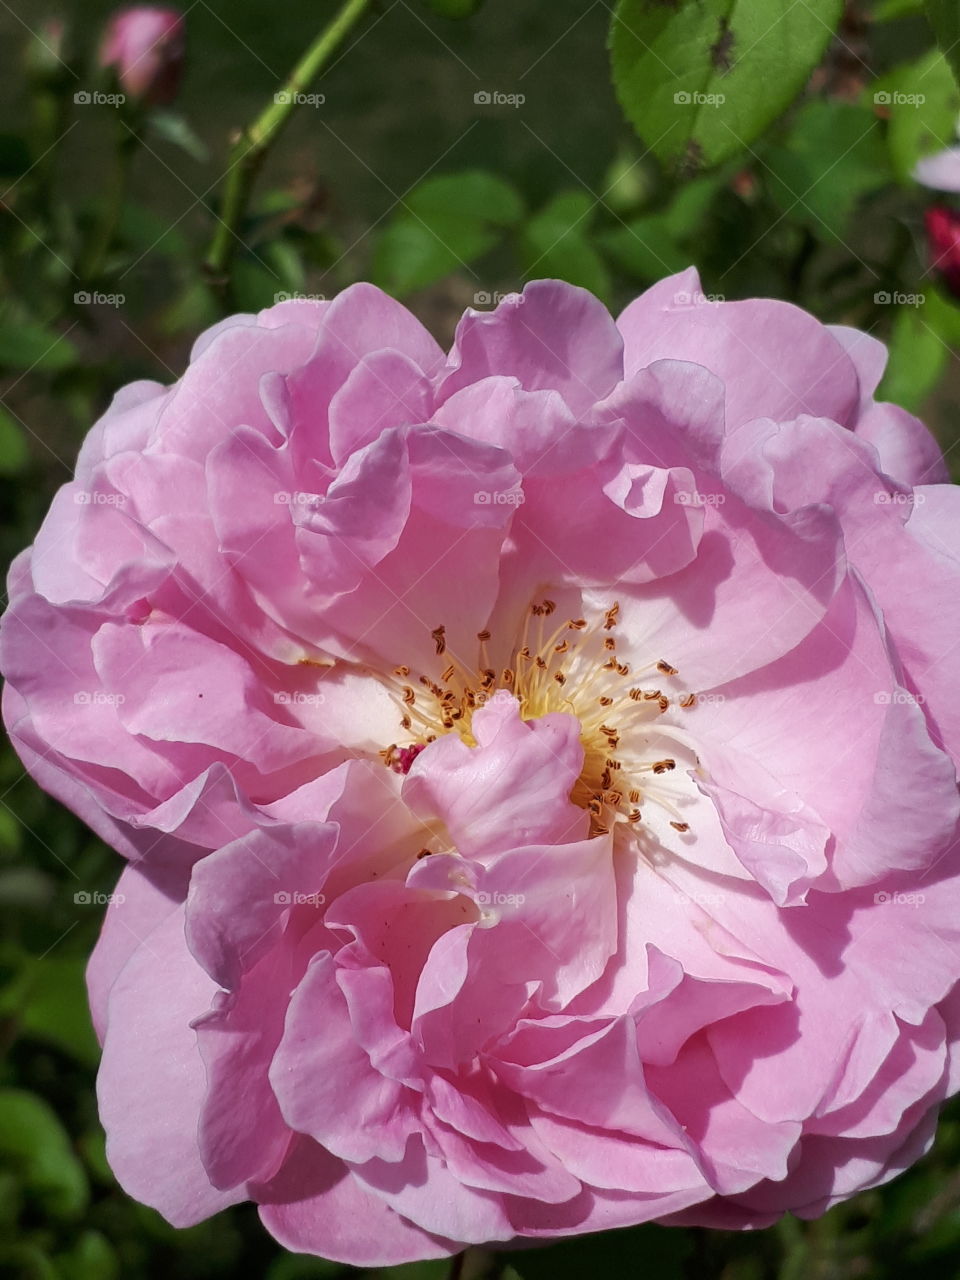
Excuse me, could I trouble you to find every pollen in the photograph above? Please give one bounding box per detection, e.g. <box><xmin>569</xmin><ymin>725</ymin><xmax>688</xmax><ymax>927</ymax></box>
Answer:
<box><xmin>378</xmin><ymin>601</ymin><xmax>696</xmax><ymax>838</ymax></box>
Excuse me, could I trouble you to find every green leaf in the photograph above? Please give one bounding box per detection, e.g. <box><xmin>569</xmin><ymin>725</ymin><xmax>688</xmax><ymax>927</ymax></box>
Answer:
<box><xmin>265</xmin><ymin>1254</ymin><xmax>343</xmax><ymax>1279</ymax></box>
<box><xmin>926</xmin><ymin>0</ymin><xmax>960</xmax><ymax>90</ymax></box>
<box><xmin>599</xmin><ymin>214</ymin><xmax>689</xmax><ymax>282</ymax></box>
<box><xmin>521</xmin><ymin>191</ymin><xmax>611</xmax><ymax>299</ymax></box>
<box><xmin>508</xmin><ymin>1223</ymin><xmax>691</xmax><ymax>1280</ymax></box>
<box><xmin>0</xmin><ymin>319</ymin><xmax>78</xmax><ymax>372</ymax></box>
<box><xmin>148</xmin><ymin>111</ymin><xmax>209</xmax><ymax>163</ymax></box>
<box><xmin>877</xmin><ymin>0</ymin><xmax>924</xmax><ymax>15</ymax></box>
<box><xmin>406</xmin><ymin>172</ymin><xmax>525</xmax><ymax>228</ymax></box>
<box><xmin>0</xmin><ymin>1088</ymin><xmax>89</xmax><ymax>1220</ymax></box>
<box><xmin>875</xmin><ymin>50</ymin><xmax>960</xmax><ymax>183</ymax></box>
<box><xmin>763</xmin><ymin>101</ymin><xmax>888</xmax><ymax>241</ymax></box>
<box><xmin>54</xmin><ymin>1232</ymin><xmax>119</xmax><ymax>1280</ymax></box>
<box><xmin>878</xmin><ymin>296</ymin><xmax>949</xmax><ymax>410</ymax></box>
<box><xmin>610</xmin><ymin>0</ymin><xmax>844</xmax><ymax>170</ymax></box>
<box><xmin>0</xmin><ymin>406</ymin><xmax>29</xmax><ymax>475</ymax></box>
<box><xmin>373</xmin><ymin>172</ymin><xmax>523</xmax><ymax>297</ymax></box>
<box><xmin>1</xmin><ymin>954</ymin><xmax>100</xmax><ymax>1067</ymax></box>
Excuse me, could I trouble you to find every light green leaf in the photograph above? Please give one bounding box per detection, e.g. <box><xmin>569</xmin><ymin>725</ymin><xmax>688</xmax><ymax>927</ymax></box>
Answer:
<box><xmin>926</xmin><ymin>0</ymin><xmax>960</xmax><ymax>90</ymax></box>
<box><xmin>610</xmin><ymin>0</ymin><xmax>844</xmax><ymax>170</ymax></box>
<box><xmin>522</xmin><ymin>191</ymin><xmax>611</xmax><ymax>299</ymax></box>
<box><xmin>878</xmin><ymin>296</ymin><xmax>949</xmax><ymax>410</ymax></box>
<box><xmin>875</xmin><ymin>50</ymin><xmax>959</xmax><ymax>183</ymax></box>
<box><xmin>148</xmin><ymin>111</ymin><xmax>209</xmax><ymax>163</ymax></box>
<box><xmin>1</xmin><ymin>954</ymin><xmax>100</xmax><ymax>1067</ymax></box>
<box><xmin>0</xmin><ymin>1089</ymin><xmax>88</xmax><ymax>1220</ymax></box>
<box><xmin>406</xmin><ymin>172</ymin><xmax>525</xmax><ymax>228</ymax></box>
<box><xmin>373</xmin><ymin>172</ymin><xmax>522</xmax><ymax>297</ymax></box>
<box><xmin>0</xmin><ymin>320</ymin><xmax>78</xmax><ymax>372</ymax></box>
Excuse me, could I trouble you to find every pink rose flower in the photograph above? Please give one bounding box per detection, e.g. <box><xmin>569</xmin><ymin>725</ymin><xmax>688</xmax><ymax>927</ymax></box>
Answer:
<box><xmin>4</xmin><ymin>273</ymin><xmax>960</xmax><ymax>1262</ymax></box>
<box><xmin>99</xmin><ymin>6</ymin><xmax>185</xmax><ymax>107</ymax></box>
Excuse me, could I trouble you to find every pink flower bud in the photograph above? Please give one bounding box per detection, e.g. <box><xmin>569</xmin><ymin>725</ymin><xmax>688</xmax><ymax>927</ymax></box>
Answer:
<box><xmin>99</xmin><ymin>6</ymin><xmax>185</xmax><ymax>107</ymax></box>
<box><xmin>925</xmin><ymin>204</ymin><xmax>960</xmax><ymax>299</ymax></box>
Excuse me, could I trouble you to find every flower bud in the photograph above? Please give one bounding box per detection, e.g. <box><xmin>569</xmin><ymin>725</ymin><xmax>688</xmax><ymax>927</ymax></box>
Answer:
<box><xmin>925</xmin><ymin>204</ymin><xmax>960</xmax><ymax>299</ymax></box>
<box><xmin>99</xmin><ymin>6</ymin><xmax>185</xmax><ymax>108</ymax></box>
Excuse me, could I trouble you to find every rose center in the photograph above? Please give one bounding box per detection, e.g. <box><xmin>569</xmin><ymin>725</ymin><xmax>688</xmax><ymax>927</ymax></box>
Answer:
<box><xmin>379</xmin><ymin>600</ymin><xmax>698</xmax><ymax>838</ymax></box>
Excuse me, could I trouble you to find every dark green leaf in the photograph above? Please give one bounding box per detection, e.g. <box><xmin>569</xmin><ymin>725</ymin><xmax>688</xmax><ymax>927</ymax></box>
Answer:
<box><xmin>508</xmin><ymin>1223</ymin><xmax>691</xmax><ymax>1280</ymax></box>
<box><xmin>0</xmin><ymin>407</ymin><xmax>29</xmax><ymax>475</ymax></box>
<box><xmin>926</xmin><ymin>0</ymin><xmax>960</xmax><ymax>90</ymax></box>
<box><xmin>610</xmin><ymin>0</ymin><xmax>844</xmax><ymax>170</ymax></box>
<box><xmin>422</xmin><ymin>0</ymin><xmax>485</xmax><ymax>16</ymax></box>
<box><xmin>764</xmin><ymin>101</ymin><xmax>888</xmax><ymax>241</ymax></box>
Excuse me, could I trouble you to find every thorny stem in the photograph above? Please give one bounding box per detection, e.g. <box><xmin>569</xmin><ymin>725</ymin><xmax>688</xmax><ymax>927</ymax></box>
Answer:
<box><xmin>203</xmin><ymin>0</ymin><xmax>372</xmax><ymax>304</ymax></box>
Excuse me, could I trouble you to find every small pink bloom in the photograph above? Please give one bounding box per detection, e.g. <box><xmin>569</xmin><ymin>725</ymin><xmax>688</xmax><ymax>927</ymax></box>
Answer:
<box><xmin>4</xmin><ymin>274</ymin><xmax>960</xmax><ymax>1262</ymax></box>
<box><xmin>99</xmin><ymin>6</ymin><xmax>184</xmax><ymax>107</ymax></box>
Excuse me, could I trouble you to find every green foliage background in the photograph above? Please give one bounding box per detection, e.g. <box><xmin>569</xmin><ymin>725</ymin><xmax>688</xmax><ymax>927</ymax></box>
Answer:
<box><xmin>2</xmin><ymin>1</ymin><xmax>960</xmax><ymax>1276</ymax></box>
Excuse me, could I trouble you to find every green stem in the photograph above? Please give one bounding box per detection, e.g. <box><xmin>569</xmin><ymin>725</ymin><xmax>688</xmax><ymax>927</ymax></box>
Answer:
<box><xmin>204</xmin><ymin>0</ymin><xmax>372</xmax><ymax>302</ymax></box>
<box><xmin>78</xmin><ymin>122</ymin><xmax>140</xmax><ymax>283</ymax></box>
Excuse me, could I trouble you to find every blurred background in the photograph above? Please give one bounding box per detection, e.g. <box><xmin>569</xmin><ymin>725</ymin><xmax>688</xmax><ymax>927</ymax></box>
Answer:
<box><xmin>2</xmin><ymin>1</ymin><xmax>960</xmax><ymax>1277</ymax></box>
